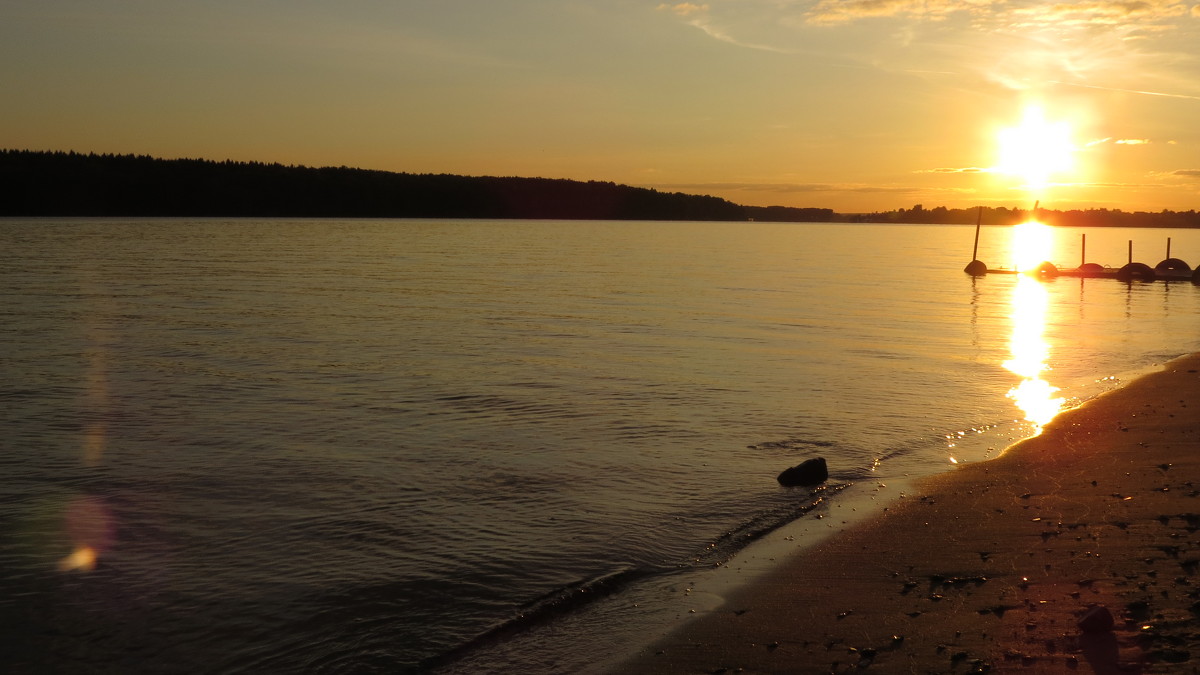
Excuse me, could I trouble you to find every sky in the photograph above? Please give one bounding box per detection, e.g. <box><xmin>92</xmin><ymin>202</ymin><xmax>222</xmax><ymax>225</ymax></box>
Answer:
<box><xmin>4</xmin><ymin>0</ymin><xmax>1200</xmax><ymax>212</ymax></box>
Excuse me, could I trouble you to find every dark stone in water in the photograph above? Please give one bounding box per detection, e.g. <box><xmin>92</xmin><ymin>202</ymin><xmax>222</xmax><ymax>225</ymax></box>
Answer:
<box><xmin>777</xmin><ymin>457</ymin><xmax>828</xmax><ymax>487</ymax></box>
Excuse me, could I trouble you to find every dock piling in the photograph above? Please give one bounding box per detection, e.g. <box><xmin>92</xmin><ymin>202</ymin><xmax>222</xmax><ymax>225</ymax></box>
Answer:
<box><xmin>964</xmin><ymin>207</ymin><xmax>987</xmax><ymax>276</ymax></box>
<box><xmin>971</xmin><ymin>206</ymin><xmax>981</xmax><ymax>262</ymax></box>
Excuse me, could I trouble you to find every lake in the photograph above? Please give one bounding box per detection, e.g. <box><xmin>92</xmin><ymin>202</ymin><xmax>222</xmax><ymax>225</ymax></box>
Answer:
<box><xmin>2</xmin><ymin>218</ymin><xmax>1199</xmax><ymax>673</ymax></box>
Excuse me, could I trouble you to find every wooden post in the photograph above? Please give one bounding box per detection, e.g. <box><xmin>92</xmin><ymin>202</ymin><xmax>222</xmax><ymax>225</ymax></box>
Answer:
<box><xmin>1167</xmin><ymin>237</ymin><xmax>1172</xmax><ymax>259</ymax></box>
<box><xmin>1081</xmin><ymin>233</ymin><xmax>1086</xmax><ymax>267</ymax></box>
<box><xmin>1128</xmin><ymin>240</ymin><xmax>1133</xmax><ymax>265</ymax></box>
<box><xmin>971</xmin><ymin>206</ymin><xmax>982</xmax><ymax>261</ymax></box>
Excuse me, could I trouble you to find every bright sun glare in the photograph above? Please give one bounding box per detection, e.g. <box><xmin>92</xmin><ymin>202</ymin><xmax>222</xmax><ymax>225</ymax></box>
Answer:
<box><xmin>1009</xmin><ymin>220</ymin><xmax>1053</xmax><ymax>271</ymax></box>
<box><xmin>996</xmin><ymin>106</ymin><xmax>1075</xmax><ymax>190</ymax></box>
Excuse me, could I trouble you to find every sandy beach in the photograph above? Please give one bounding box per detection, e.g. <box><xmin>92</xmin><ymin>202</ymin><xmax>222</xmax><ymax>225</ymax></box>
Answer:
<box><xmin>620</xmin><ymin>353</ymin><xmax>1200</xmax><ymax>674</ymax></box>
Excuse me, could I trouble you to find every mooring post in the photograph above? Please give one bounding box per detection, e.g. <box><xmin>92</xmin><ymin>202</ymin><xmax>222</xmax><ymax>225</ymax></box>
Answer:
<box><xmin>963</xmin><ymin>206</ymin><xmax>988</xmax><ymax>276</ymax></box>
<box><xmin>971</xmin><ymin>206</ymin><xmax>982</xmax><ymax>261</ymax></box>
<box><xmin>1167</xmin><ymin>237</ymin><xmax>1172</xmax><ymax>259</ymax></box>
<box><xmin>1081</xmin><ymin>233</ymin><xmax>1086</xmax><ymax>267</ymax></box>
<box><xmin>1128</xmin><ymin>240</ymin><xmax>1133</xmax><ymax>265</ymax></box>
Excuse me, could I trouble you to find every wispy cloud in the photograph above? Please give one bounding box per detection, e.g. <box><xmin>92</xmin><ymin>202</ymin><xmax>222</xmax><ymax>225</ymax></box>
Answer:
<box><xmin>919</xmin><ymin>167</ymin><xmax>987</xmax><ymax>174</ymax></box>
<box><xmin>806</xmin><ymin>0</ymin><xmax>999</xmax><ymax>26</ymax></box>
<box><xmin>666</xmin><ymin>0</ymin><xmax>1199</xmax><ymax>74</ymax></box>
<box><xmin>658</xmin><ymin>2</ymin><xmax>709</xmax><ymax>17</ymax></box>
<box><xmin>1087</xmin><ymin>137</ymin><xmax>1155</xmax><ymax>146</ymax></box>
<box><xmin>652</xmin><ymin>181</ymin><xmax>851</xmax><ymax>193</ymax></box>
<box><xmin>657</xmin><ymin>2</ymin><xmax>794</xmax><ymax>53</ymax></box>
<box><xmin>1007</xmin><ymin>1</ymin><xmax>1191</xmax><ymax>29</ymax></box>
<box><xmin>804</xmin><ymin>0</ymin><xmax>1193</xmax><ymax>27</ymax></box>
<box><xmin>1050</xmin><ymin>80</ymin><xmax>1200</xmax><ymax>101</ymax></box>
<box><xmin>650</xmin><ymin>181</ymin><xmax>972</xmax><ymax>195</ymax></box>
<box><xmin>1172</xmin><ymin>169</ymin><xmax>1200</xmax><ymax>178</ymax></box>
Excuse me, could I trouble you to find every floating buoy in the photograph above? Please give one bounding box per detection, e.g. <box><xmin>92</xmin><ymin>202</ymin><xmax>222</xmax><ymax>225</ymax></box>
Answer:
<box><xmin>1155</xmin><ymin>258</ymin><xmax>1192</xmax><ymax>273</ymax></box>
<box><xmin>1116</xmin><ymin>262</ymin><xmax>1155</xmax><ymax>281</ymax></box>
<box><xmin>1032</xmin><ymin>261</ymin><xmax>1057</xmax><ymax>277</ymax></box>
<box><xmin>1077</xmin><ymin>263</ymin><xmax>1105</xmax><ymax>275</ymax></box>
<box><xmin>964</xmin><ymin>259</ymin><xmax>987</xmax><ymax>276</ymax></box>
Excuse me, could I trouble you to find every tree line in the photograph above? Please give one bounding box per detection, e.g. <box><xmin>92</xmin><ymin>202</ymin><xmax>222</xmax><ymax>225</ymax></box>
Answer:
<box><xmin>0</xmin><ymin>150</ymin><xmax>832</xmax><ymax>222</ymax></box>
<box><xmin>3</xmin><ymin>151</ymin><xmax>1196</xmax><ymax>227</ymax></box>
<box><xmin>848</xmin><ymin>203</ymin><xmax>1200</xmax><ymax>228</ymax></box>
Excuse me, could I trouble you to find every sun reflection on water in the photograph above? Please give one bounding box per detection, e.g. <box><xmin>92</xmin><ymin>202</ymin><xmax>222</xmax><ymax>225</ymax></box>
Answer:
<box><xmin>1003</xmin><ymin>274</ymin><xmax>1065</xmax><ymax>429</ymax></box>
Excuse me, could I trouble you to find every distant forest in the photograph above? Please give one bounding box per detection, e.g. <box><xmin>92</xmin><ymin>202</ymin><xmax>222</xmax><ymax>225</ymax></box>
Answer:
<box><xmin>0</xmin><ymin>150</ymin><xmax>832</xmax><ymax>222</ymax></box>
<box><xmin>851</xmin><ymin>203</ymin><xmax>1200</xmax><ymax>229</ymax></box>
<box><xmin>2</xmin><ymin>150</ymin><xmax>1198</xmax><ymax>227</ymax></box>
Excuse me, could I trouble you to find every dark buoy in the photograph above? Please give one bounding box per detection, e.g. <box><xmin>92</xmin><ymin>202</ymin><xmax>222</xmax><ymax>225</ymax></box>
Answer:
<box><xmin>1116</xmin><ymin>262</ymin><xmax>1155</xmax><ymax>281</ymax></box>
<box><xmin>1077</xmin><ymin>263</ymin><xmax>1104</xmax><ymax>276</ymax></box>
<box><xmin>1032</xmin><ymin>261</ymin><xmax>1057</xmax><ymax>277</ymax></box>
<box><xmin>777</xmin><ymin>457</ymin><xmax>828</xmax><ymax>487</ymax></box>
<box><xmin>964</xmin><ymin>259</ymin><xmax>987</xmax><ymax>276</ymax></box>
<box><xmin>1193</xmin><ymin>267</ymin><xmax>1200</xmax><ymax>284</ymax></box>
<box><xmin>1155</xmin><ymin>258</ymin><xmax>1192</xmax><ymax>273</ymax></box>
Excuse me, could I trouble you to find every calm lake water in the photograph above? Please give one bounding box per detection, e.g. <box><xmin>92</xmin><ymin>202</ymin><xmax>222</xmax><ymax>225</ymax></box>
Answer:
<box><xmin>2</xmin><ymin>219</ymin><xmax>1199</xmax><ymax>673</ymax></box>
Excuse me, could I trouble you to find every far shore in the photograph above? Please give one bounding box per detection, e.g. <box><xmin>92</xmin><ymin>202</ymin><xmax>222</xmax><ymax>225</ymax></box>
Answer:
<box><xmin>617</xmin><ymin>353</ymin><xmax>1200</xmax><ymax>674</ymax></box>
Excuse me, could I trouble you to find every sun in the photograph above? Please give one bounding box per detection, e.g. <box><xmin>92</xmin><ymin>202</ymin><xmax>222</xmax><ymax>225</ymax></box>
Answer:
<box><xmin>995</xmin><ymin>105</ymin><xmax>1076</xmax><ymax>190</ymax></box>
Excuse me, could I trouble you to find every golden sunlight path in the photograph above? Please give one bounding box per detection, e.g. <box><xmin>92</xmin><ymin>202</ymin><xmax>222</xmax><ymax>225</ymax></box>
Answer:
<box><xmin>619</xmin><ymin>353</ymin><xmax>1200</xmax><ymax>674</ymax></box>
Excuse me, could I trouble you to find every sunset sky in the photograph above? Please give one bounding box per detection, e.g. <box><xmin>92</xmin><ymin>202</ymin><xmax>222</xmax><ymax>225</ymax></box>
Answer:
<box><xmin>4</xmin><ymin>0</ymin><xmax>1200</xmax><ymax>212</ymax></box>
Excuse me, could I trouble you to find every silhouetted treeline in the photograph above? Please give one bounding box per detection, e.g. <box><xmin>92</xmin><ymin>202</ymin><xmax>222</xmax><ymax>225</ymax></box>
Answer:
<box><xmin>848</xmin><ymin>203</ymin><xmax>1200</xmax><ymax>228</ymax></box>
<box><xmin>744</xmin><ymin>205</ymin><xmax>835</xmax><ymax>222</ymax></box>
<box><xmin>6</xmin><ymin>152</ymin><xmax>1195</xmax><ymax>226</ymax></box>
<box><xmin>0</xmin><ymin>150</ymin><xmax>833</xmax><ymax>222</ymax></box>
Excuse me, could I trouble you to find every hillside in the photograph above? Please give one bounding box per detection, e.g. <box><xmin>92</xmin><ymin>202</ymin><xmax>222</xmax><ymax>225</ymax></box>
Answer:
<box><xmin>0</xmin><ymin>150</ymin><xmax>833</xmax><ymax>222</ymax></box>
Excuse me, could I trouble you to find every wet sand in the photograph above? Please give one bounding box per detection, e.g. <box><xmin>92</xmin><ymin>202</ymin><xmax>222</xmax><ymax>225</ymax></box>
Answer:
<box><xmin>620</xmin><ymin>353</ymin><xmax>1200</xmax><ymax>674</ymax></box>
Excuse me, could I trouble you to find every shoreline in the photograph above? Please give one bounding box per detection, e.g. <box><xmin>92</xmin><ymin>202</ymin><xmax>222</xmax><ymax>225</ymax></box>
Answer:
<box><xmin>617</xmin><ymin>353</ymin><xmax>1200</xmax><ymax>674</ymax></box>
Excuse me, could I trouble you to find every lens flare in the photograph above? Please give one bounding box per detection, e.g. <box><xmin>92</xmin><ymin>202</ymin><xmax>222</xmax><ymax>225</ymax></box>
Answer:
<box><xmin>58</xmin><ymin>495</ymin><xmax>115</xmax><ymax>572</ymax></box>
<box><xmin>58</xmin><ymin>545</ymin><xmax>98</xmax><ymax>572</ymax></box>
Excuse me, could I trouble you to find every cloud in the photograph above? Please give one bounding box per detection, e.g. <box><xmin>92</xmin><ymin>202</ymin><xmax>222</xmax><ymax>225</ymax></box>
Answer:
<box><xmin>1172</xmin><ymin>169</ymin><xmax>1200</xmax><ymax>178</ymax></box>
<box><xmin>658</xmin><ymin>2</ymin><xmax>709</xmax><ymax>17</ymax></box>
<box><xmin>1008</xmin><ymin>1</ymin><xmax>1191</xmax><ymax>28</ymax></box>
<box><xmin>919</xmin><ymin>167</ymin><xmax>987</xmax><ymax>173</ymax></box>
<box><xmin>804</xmin><ymin>0</ymin><xmax>1193</xmax><ymax>26</ymax></box>
<box><xmin>806</xmin><ymin>0</ymin><xmax>998</xmax><ymax>25</ymax></box>
<box><xmin>649</xmin><ymin>181</ymin><xmax>969</xmax><ymax>195</ymax></box>
<box><xmin>658</xmin><ymin>3</ymin><xmax>794</xmax><ymax>52</ymax></box>
<box><xmin>653</xmin><ymin>181</ymin><xmax>845</xmax><ymax>193</ymax></box>
<box><xmin>1090</xmin><ymin>138</ymin><xmax>1154</xmax><ymax>146</ymax></box>
<box><xmin>1049</xmin><ymin>80</ymin><xmax>1200</xmax><ymax>100</ymax></box>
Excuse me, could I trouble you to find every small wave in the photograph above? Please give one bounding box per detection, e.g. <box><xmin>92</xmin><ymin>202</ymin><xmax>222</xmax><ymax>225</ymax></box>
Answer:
<box><xmin>421</xmin><ymin>566</ymin><xmax>650</xmax><ymax>672</ymax></box>
<box><xmin>747</xmin><ymin>438</ymin><xmax>836</xmax><ymax>452</ymax></box>
<box><xmin>694</xmin><ymin>483</ymin><xmax>850</xmax><ymax>566</ymax></box>
<box><xmin>425</xmin><ymin>481</ymin><xmax>853</xmax><ymax>673</ymax></box>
